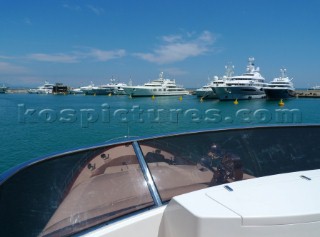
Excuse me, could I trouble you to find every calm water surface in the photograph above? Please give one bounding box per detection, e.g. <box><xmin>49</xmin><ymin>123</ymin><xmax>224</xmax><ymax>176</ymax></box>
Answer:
<box><xmin>0</xmin><ymin>93</ymin><xmax>319</xmax><ymax>174</ymax></box>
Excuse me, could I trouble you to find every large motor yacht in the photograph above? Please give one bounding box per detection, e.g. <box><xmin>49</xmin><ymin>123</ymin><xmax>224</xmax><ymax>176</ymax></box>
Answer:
<box><xmin>82</xmin><ymin>79</ymin><xmax>128</xmax><ymax>95</ymax></box>
<box><xmin>1</xmin><ymin>125</ymin><xmax>320</xmax><ymax>237</ymax></box>
<box><xmin>28</xmin><ymin>81</ymin><xmax>54</xmax><ymax>94</ymax></box>
<box><xmin>195</xmin><ymin>76</ymin><xmax>221</xmax><ymax>99</ymax></box>
<box><xmin>0</xmin><ymin>84</ymin><xmax>8</xmax><ymax>93</ymax></box>
<box><xmin>99</xmin><ymin>78</ymin><xmax>128</xmax><ymax>95</ymax></box>
<box><xmin>214</xmin><ymin>57</ymin><xmax>267</xmax><ymax>100</ymax></box>
<box><xmin>196</xmin><ymin>64</ymin><xmax>234</xmax><ymax>99</ymax></box>
<box><xmin>264</xmin><ymin>68</ymin><xmax>295</xmax><ymax>99</ymax></box>
<box><xmin>123</xmin><ymin>72</ymin><xmax>189</xmax><ymax>97</ymax></box>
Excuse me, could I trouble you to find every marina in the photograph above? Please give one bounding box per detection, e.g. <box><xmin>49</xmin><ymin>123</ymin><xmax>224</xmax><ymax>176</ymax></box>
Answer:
<box><xmin>1</xmin><ymin>1</ymin><xmax>320</xmax><ymax>237</ymax></box>
<box><xmin>2</xmin><ymin>63</ymin><xmax>319</xmax><ymax>99</ymax></box>
<box><xmin>4</xmin><ymin>88</ymin><xmax>320</xmax><ymax>98</ymax></box>
<box><xmin>0</xmin><ymin>92</ymin><xmax>319</xmax><ymax>175</ymax></box>
<box><xmin>1</xmin><ymin>70</ymin><xmax>319</xmax><ymax>237</ymax></box>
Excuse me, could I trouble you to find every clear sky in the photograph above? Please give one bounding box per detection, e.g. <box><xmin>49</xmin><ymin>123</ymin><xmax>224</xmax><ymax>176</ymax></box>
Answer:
<box><xmin>0</xmin><ymin>0</ymin><xmax>319</xmax><ymax>88</ymax></box>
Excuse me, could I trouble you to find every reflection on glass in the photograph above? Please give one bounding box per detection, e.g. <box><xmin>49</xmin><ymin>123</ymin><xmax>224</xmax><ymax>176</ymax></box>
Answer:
<box><xmin>201</xmin><ymin>143</ymin><xmax>244</xmax><ymax>185</ymax></box>
<box><xmin>39</xmin><ymin>144</ymin><xmax>154</xmax><ymax>237</ymax></box>
<box><xmin>0</xmin><ymin>143</ymin><xmax>154</xmax><ymax>237</ymax></box>
<box><xmin>139</xmin><ymin>126</ymin><xmax>320</xmax><ymax>202</ymax></box>
<box><xmin>140</xmin><ymin>142</ymin><xmax>215</xmax><ymax>202</ymax></box>
<box><xmin>140</xmin><ymin>139</ymin><xmax>249</xmax><ymax>202</ymax></box>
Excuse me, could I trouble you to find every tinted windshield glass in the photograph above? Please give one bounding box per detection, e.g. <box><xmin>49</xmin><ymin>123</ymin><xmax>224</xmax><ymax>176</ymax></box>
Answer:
<box><xmin>139</xmin><ymin>126</ymin><xmax>320</xmax><ymax>202</ymax></box>
<box><xmin>0</xmin><ymin>143</ymin><xmax>154</xmax><ymax>237</ymax></box>
<box><xmin>1</xmin><ymin>126</ymin><xmax>320</xmax><ymax>236</ymax></box>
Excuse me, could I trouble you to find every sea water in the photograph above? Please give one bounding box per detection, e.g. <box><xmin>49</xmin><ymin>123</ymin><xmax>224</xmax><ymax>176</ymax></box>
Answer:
<box><xmin>0</xmin><ymin>93</ymin><xmax>319</xmax><ymax>174</ymax></box>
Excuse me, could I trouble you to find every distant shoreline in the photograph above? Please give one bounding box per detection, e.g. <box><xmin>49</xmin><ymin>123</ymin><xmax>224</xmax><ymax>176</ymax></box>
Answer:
<box><xmin>6</xmin><ymin>89</ymin><xmax>29</xmax><ymax>94</ymax></box>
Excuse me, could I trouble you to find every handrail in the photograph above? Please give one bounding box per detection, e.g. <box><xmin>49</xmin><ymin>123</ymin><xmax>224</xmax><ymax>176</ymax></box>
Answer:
<box><xmin>133</xmin><ymin>141</ymin><xmax>162</xmax><ymax>206</ymax></box>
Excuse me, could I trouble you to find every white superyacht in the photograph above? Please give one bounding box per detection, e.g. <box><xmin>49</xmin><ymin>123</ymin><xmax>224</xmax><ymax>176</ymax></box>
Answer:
<box><xmin>195</xmin><ymin>76</ymin><xmax>219</xmax><ymax>99</ymax></box>
<box><xmin>80</xmin><ymin>78</ymin><xmax>128</xmax><ymax>96</ymax></box>
<box><xmin>123</xmin><ymin>72</ymin><xmax>189</xmax><ymax>97</ymax></box>
<box><xmin>99</xmin><ymin>78</ymin><xmax>128</xmax><ymax>95</ymax></box>
<box><xmin>214</xmin><ymin>57</ymin><xmax>267</xmax><ymax>100</ymax></box>
<box><xmin>0</xmin><ymin>84</ymin><xmax>8</xmax><ymax>93</ymax></box>
<box><xmin>195</xmin><ymin>64</ymin><xmax>234</xmax><ymax>99</ymax></box>
<box><xmin>264</xmin><ymin>68</ymin><xmax>295</xmax><ymax>99</ymax></box>
<box><xmin>28</xmin><ymin>81</ymin><xmax>54</xmax><ymax>94</ymax></box>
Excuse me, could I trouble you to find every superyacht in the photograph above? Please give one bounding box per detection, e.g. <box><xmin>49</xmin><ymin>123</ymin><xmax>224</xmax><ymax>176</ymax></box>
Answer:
<box><xmin>28</xmin><ymin>81</ymin><xmax>54</xmax><ymax>94</ymax></box>
<box><xmin>0</xmin><ymin>84</ymin><xmax>8</xmax><ymax>93</ymax></box>
<box><xmin>196</xmin><ymin>64</ymin><xmax>234</xmax><ymax>99</ymax></box>
<box><xmin>264</xmin><ymin>68</ymin><xmax>295</xmax><ymax>99</ymax></box>
<box><xmin>99</xmin><ymin>78</ymin><xmax>127</xmax><ymax>95</ymax></box>
<box><xmin>123</xmin><ymin>72</ymin><xmax>189</xmax><ymax>97</ymax></box>
<box><xmin>82</xmin><ymin>79</ymin><xmax>127</xmax><ymax>95</ymax></box>
<box><xmin>214</xmin><ymin>57</ymin><xmax>267</xmax><ymax>100</ymax></box>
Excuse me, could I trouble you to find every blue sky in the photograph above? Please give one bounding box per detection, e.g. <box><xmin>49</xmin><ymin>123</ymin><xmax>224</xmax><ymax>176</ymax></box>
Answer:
<box><xmin>0</xmin><ymin>0</ymin><xmax>319</xmax><ymax>88</ymax></box>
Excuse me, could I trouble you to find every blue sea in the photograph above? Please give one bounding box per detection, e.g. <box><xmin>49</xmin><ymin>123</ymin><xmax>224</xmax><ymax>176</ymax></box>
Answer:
<box><xmin>0</xmin><ymin>93</ymin><xmax>319</xmax><ymax>175</ymax></box>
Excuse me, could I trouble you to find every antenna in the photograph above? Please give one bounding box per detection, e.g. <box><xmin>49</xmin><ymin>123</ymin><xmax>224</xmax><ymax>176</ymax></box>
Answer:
<box><xmin>128</xmin><ymin>76</ymin><xmax>132</xmax><ymax>86</ymax></box>
<box><xmin>225</xmin><ymin>62</ymin><xmax>234</xmax><ymax>78</ymax></box>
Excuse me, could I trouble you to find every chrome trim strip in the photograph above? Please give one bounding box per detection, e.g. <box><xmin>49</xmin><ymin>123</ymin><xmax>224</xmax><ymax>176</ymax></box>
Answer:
<box><xmin>132</xmin><ymin>141</ymin><xmax>162</xmax><ymax>207</ymax></box>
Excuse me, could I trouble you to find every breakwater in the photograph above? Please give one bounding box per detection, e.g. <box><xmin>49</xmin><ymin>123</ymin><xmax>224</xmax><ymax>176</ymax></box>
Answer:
<box><xmin>295</xmin><ymin>90</ymin><xmax>320</xmax><ymax>98</ymax></box>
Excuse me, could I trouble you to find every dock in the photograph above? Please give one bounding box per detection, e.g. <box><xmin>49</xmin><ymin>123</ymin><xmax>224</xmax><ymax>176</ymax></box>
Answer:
<box><xmin>295</xmin><ymin>90</ymin><xmax>320</xmax><ymax>98</ymax></box>
<box><xmin>6</xmin><ymin>89</ymin><xmax>29</xmax><ymax>94</ymax></box>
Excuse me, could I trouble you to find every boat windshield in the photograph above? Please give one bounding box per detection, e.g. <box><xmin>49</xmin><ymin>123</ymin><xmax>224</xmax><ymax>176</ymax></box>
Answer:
<box><xmin>139</xmin><ymin>125</ymin><xmax>320</xmax><ymax>202</ymax></box>
<box><xmin>1</xmin><ymin>125</ymin><xmax>320</xmax><ymax>236</ymax></box>
<box><xmin>0</xmin><ymin>143</ymin><xmax>155</xmax><ymax>237</ymax></box>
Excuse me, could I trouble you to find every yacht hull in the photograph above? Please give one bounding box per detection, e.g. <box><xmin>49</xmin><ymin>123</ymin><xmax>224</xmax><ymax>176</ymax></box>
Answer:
<box><xmin>0</xmin><ymin>88</ymin><xmax>7</xmax><ymax>93</ymax></box>
<box><xmin>264</xmin><ymin>88</ymin><xmax>295</xmax><ymax>99</ymax></box>
<box><xmin>214</xmin><ymin>86</ymin><xmax>266</xmax><ymax>100</ymax></box>
<box><xmin>84</xmin><ymin>88</ymin><xmax>112</xmax><ymax>95</ymax></box>
<box><xmin>123</xmin><ymin>87</ymin><xmax>189</xmax><ymax>97</ymax></box>
<box><xmin>195</xmin><ymin>89</ymin><xmax>217</xmax><ymax>99</ymax></box>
